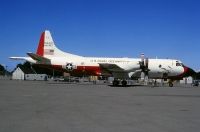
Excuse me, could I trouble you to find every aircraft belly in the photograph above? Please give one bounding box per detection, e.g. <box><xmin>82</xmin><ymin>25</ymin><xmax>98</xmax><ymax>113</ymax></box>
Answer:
<box><xmin>148</xmin><ymin>72</ymin><xmax>163</xmax><ymax>78</ymax></box>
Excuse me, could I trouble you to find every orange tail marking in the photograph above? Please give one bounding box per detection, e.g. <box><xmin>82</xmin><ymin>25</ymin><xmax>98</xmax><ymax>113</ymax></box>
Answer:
<box><xmin>36</xmin><ymin>32</ymin><xmax>45</xmax><ymax>56</ymax></box>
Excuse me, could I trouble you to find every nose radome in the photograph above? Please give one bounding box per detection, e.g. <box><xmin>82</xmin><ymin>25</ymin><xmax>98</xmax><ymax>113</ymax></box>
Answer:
<box><xmin>183</xmin><ymin>66</ymin><xmax>196</xmax><ymax>77</ymax></box>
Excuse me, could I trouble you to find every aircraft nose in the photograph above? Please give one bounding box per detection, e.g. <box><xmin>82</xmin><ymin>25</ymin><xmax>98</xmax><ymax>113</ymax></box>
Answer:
<box><xmin>182</xmin><ymin>66</ymin><xmax>196</xmax><ymax>77</ymax></box>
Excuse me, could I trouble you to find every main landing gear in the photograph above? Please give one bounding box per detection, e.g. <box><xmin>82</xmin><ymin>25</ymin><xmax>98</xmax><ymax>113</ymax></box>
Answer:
<box><xmin>168</xmin><ymin>82</ymin><xmax>173</xmax><ymax>87</ymax></box>
<box><xmin>113</xmin><ymin>79</ymin><xmax>128</xmax><ymax>87</ymax></box>
<box><xmin>168</xmin><ymin>80</ymin><xmax>174</xmax><ymax>87</ymax></box>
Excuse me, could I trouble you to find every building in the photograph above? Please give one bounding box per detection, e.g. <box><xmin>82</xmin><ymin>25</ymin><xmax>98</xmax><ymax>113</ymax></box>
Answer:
<box><xmin>180</xmin><ymin>76</ymin><xmax>193</xmax><ymax>84</ymax></box>
<box><xmin>12</xmin><ymin>66</ymin><xmax>47</xmax><ymax>81</ymax></box>
<box><xmin>12</xmin><ymin>67</ymin><xmax>26</xmax><ymax>80</ymax></box>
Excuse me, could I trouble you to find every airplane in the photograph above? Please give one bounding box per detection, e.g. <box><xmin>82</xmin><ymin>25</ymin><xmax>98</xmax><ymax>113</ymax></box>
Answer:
<box><xmin>10</xmin><ymin>30</ymin><xmax>195</xmax><ymax>86</ymax></box>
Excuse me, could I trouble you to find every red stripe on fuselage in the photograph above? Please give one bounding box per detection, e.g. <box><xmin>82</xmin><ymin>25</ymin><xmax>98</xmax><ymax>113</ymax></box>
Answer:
<box><xmin>34</xmin><ymin>64</ymin><xmax>102</xmax><ymax>76</ymax></box>
<box><xmin>36</xmin><ymin>32</ymin><xmax>45</xmax><ymax>56</ymax></box>
<box><xmin>56</xmin><ymin>65</ymin><xmax>102</xmax><ymax>76</ymax></box>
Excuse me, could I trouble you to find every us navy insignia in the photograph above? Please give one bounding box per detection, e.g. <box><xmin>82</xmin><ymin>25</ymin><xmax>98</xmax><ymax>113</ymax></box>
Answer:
<box><xmin>65</xmin><ymin>63</ymin><xmax>77</xmax><ymax>71</ymax></box>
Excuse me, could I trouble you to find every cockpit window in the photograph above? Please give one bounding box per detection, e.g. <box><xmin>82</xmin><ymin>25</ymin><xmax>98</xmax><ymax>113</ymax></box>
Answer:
<box><xmin>176</xmin><ymin>63</ymin><xmax>183</xmax><ymax>66</ymax></box>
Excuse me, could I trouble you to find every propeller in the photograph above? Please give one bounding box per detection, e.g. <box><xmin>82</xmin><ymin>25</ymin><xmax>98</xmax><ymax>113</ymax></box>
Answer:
<box><xmin>139</xmin><ymin>53</ymin><xmax>150</xmax><ymax>81</ymax></box>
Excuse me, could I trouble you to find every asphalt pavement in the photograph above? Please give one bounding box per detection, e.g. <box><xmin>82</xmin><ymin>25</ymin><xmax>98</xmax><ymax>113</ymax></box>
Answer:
<box><xmin>0</xmin><ymin>79</ymin><xmax>200</xmax><ymax>132</ymax></box>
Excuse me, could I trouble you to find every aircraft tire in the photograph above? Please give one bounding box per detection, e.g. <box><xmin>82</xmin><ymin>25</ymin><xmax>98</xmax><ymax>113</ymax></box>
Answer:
<box><xmin>113</xmin><ymin>80</ymin><xmax>119</xmax><ymax>86</ymax></box>
<box><xmin>121</xmin><ymin>80</ymin><xmax>127</xmax><ymax>87</ymax></box>
<box><xmin>169</xmin><ymin>83</ymin><xmax>173</xmax><ymax>87</ymax></box>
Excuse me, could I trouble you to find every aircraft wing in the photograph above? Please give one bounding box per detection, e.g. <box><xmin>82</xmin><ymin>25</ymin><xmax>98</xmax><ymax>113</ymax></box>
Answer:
<box><xmin>99</xmin><ymin>63</ymin><xmax>131</xmax><ymax>79</ymax></box>
<box><xmin>27</xmin><ymin>52</ymin><xmax>51</xmax><ymax>64</ymax></box>
<box><xmin>99</xmin><ymin>63</ymin><xmax>125</xmax><ymax>72</ymax></box>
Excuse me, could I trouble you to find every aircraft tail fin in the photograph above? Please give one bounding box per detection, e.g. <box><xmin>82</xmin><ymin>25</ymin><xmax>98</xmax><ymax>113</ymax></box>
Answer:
<box><xmin>36</xmin><ymin>30</ymin><xmax>81</xmax><ymax>58</ymax></box>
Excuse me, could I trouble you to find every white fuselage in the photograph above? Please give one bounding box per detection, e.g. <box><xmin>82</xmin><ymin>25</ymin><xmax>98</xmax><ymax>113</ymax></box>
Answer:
<box><xmin>48</xmin><ymin>56</ymin><xmax>185</xmax><ymax>79</ymax></box>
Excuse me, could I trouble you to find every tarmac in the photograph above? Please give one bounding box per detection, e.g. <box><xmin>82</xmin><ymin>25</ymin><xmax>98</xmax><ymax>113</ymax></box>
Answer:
<box><xmin>0</xmin><ymin>79</ymin><xmax>200</xmax><ymax>132</ymax></box>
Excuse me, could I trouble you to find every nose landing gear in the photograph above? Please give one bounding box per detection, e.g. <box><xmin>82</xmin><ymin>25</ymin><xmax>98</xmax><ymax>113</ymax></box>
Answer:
<box><xmin>168</xmin><ymin>80</ymin><xmax>174</xmax><ymax>87</ymax></box>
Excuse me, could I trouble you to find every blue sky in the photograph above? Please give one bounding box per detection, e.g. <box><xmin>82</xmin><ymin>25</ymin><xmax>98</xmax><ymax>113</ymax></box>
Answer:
<box><xmin>0</xmin><ymin>0</ymin><xmax>200</xmax><ymax>71</ymax></box>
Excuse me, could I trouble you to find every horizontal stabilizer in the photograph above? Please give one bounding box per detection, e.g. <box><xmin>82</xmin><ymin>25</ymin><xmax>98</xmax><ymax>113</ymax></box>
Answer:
<box><xmin>27</xmin><ymin>52</ymin><xmax>51</xmax><ymax>64</ymax></box>
<box><xmin>9</xmin><ymin>57</ymin><xmax>28</xmax><ymax>60</ymax></box>
<box><xmin>9</xmin><ymin>57</ymin><xmax>36</xmax><ymax>63</ymax></box>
